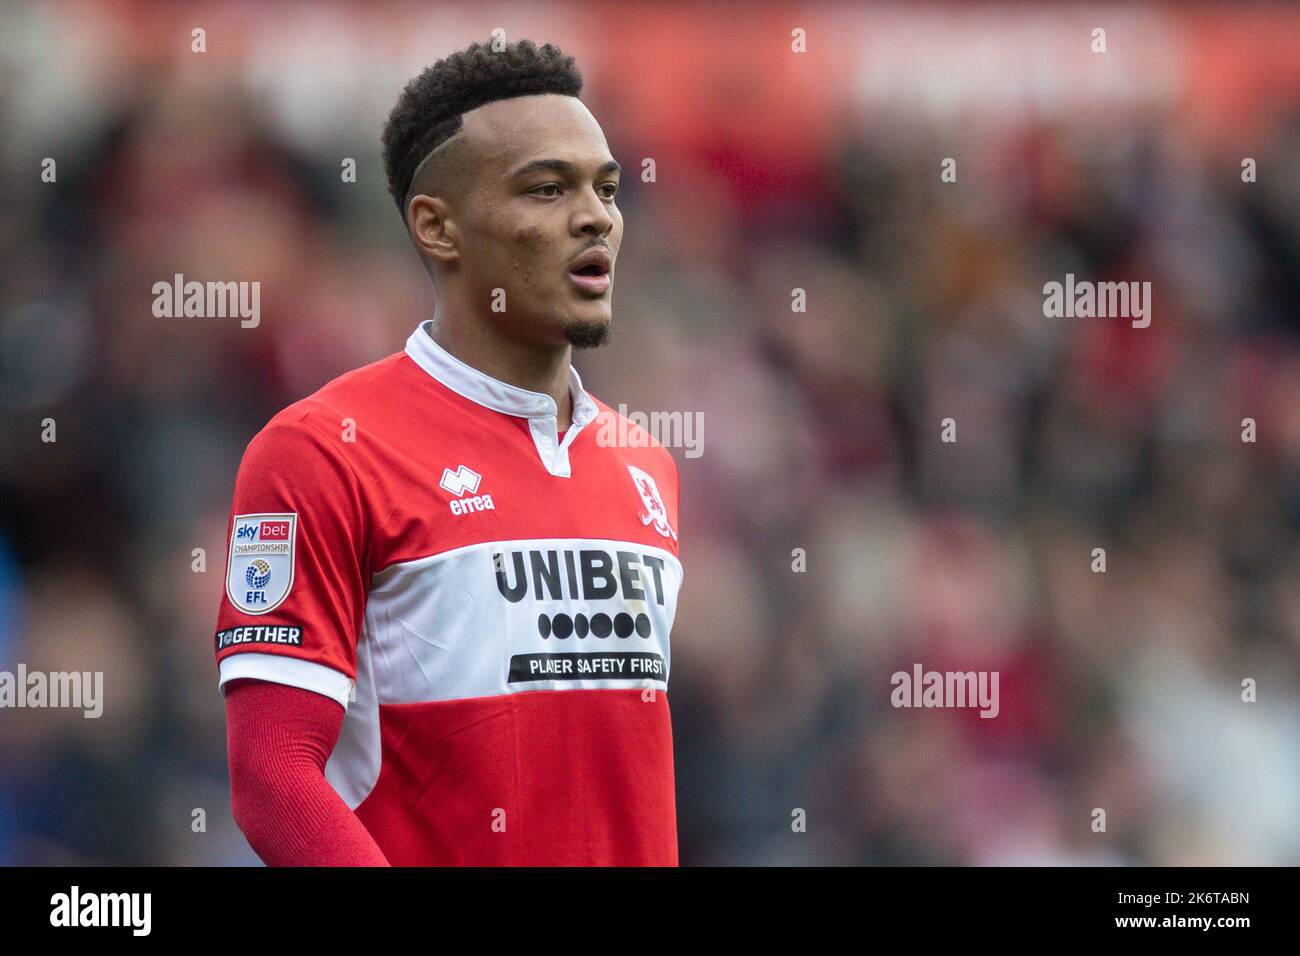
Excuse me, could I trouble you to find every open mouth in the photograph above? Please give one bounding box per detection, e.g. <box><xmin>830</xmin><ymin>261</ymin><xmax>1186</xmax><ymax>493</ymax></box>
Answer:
<box><xmin>567</xmin><ymin>259</ymin><xmax>612</xmax><ymax>294</ymax></box>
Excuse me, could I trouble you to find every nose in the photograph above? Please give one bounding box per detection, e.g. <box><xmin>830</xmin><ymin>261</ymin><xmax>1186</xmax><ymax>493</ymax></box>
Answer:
<box><xmin>571</xmin><ymin>184</ymin><xmax>615</xmax><ymax>239</ymax></box>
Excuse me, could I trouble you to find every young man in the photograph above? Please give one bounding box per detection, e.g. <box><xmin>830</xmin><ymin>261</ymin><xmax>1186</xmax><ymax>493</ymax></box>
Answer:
<box><xmin>214</xmin><ymin>39</ymin><xmax>682</xmax><ymax>866</ymax></box>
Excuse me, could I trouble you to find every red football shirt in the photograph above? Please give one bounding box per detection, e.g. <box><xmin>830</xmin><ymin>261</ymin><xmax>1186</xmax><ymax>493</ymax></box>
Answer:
<box><xmin>214</xmin><ymin>320</ymin><xmax>683</xmax><ymax>865</ymax></box>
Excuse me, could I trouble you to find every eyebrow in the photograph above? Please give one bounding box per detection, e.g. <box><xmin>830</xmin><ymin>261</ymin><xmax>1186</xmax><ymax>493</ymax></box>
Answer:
<box><xmin>509</xmin><ymin>158</ymin><xmax>622</xmax><ymax>179</ymax></box>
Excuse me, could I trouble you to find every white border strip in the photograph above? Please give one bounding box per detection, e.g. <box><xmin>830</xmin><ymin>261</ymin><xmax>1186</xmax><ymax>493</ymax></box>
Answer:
<box><xmin>219</xmin><ymin>652</ymin><xmax>355</xmax><ymax>711</ymax></box>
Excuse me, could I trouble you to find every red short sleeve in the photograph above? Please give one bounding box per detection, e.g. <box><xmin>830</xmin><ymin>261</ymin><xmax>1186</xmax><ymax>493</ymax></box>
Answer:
<box><xmin>213</xmin><ymin>410</ymin><xmax>370</xmax><ymax>710</ymax></box>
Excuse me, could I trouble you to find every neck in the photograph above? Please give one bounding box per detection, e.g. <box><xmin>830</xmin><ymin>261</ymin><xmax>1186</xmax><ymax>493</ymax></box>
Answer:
<box><xmin>427</xmin><ymin>297</ymin><xmax>575</xmax><ymax>431</ymax></box>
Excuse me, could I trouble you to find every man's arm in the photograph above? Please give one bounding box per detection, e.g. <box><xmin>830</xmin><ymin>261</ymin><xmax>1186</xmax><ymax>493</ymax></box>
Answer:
<box><xmin>225</xmin><ymin>678</ymin><xmax>390</xmax><ymax>866</ymax></box>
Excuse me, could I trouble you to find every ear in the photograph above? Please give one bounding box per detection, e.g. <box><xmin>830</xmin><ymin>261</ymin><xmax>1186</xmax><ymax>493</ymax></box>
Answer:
<box><xmin>407</xmin><ymin>194</ymin><xmax>459</xmax><ymax>264</ymax></box>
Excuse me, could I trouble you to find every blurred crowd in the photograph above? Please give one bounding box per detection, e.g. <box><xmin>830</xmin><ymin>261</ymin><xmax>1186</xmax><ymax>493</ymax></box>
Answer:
<box><xmin>1</xmin><ymin>3</ymin><xmax>1297</xmax><ymax>865</ymax></box>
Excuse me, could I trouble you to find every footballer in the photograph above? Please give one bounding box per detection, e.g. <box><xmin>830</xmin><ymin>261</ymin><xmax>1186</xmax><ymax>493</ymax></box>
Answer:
<box><xmin>214</xmin><ymin>39</ymin><xmax>682</xmax><ymax>865</ymax></box>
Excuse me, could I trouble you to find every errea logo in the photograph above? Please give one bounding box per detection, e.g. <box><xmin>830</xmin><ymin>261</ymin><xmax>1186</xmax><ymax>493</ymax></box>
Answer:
<box><xmin>440</xmin><ymin>465</ymin><xmax>495</xmax><ymax>517</ymax></box>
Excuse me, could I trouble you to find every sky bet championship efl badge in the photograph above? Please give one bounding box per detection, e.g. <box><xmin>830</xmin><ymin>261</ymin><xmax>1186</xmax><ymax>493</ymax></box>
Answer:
<box><xmin>226</xmin><ymin>513</ymin><xmax>297</xmax><ymax>614</ymax></box>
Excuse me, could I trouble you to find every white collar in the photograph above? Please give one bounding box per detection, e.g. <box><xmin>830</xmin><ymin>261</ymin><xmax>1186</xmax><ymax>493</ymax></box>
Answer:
<box><xmin>405</xmin><ymin>319</ymin><xmax>599</xmax><ymax>426</ymax></box>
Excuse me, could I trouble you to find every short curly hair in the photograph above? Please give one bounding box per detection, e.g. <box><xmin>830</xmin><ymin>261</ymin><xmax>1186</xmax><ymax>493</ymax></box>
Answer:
<box><xmin>381</xmin><ymin>38</ymin><xmax>584</xmax><ymax>217</ymax></box>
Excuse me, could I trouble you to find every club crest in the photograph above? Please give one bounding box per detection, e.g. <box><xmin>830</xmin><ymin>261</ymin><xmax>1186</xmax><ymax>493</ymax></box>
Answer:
<box><xmin>627</xmin><ymin>465</ymin><xmax>676</xmax><ymax>541</ymax></box>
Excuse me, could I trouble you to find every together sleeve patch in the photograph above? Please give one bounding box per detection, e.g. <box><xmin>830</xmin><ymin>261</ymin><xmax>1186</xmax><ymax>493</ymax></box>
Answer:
<box><xmin>215</xmin><ymin>625</ymin><xmax>306</xmax><ymax>651</ymax></box>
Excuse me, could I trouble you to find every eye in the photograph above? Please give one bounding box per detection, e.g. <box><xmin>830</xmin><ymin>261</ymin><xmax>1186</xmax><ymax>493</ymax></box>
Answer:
<box><xmin>530</xmin><ymin>183</ymin><xmax>561</xmax><ymax>198</ymax></box>
<box><xmin>599</xmin><ymin>182</ymin><xmax>619</xmax><ymax>200</ymax></box>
